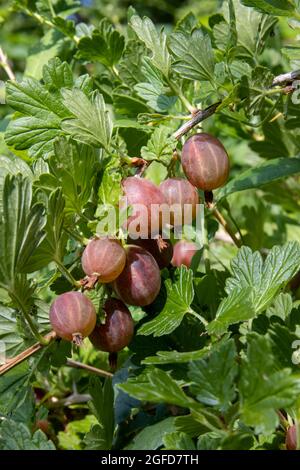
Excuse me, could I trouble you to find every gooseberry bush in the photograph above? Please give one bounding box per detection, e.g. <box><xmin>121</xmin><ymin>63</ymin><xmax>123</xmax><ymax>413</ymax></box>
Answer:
<box><xmin>1</xmin><ymin>0</ymin><xmax>300</xmax><ymax>451</ymax></box>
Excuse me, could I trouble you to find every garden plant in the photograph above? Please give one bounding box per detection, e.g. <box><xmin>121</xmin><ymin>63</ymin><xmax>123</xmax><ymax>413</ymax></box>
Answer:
<box><xmin>1</xmin><ymin>0</ymin><xmax>300</xmax><ymax>452</ymax></box>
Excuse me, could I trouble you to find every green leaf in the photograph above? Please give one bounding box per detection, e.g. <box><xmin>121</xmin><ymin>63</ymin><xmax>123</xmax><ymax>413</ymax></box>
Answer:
<box><xmin>207</xmin><ymin>287</ymin><xmax>255</xmax><ymax>335</ymax></box>
<box><xmin>141</xmin><ymin>126</ymin><xmax>176</xmax><ymax>165</ymax></box>
<box><xmin>142</xmin><ymin>347</ymin><xmax>210</xmax><ymax>365</ymax></box>
<box><xmin>62</xmin><ymin>89</ymin><xmax>113</xmax><ymax>150</ymax></box>
<box><xmin>126</xmin><ymin>417</ymin><xmax>176</xmax><ymax>450</ymax></box>
<box><xmin>42</xmin><ymin>57</ymin><xmax>74</xmax><ymax>92</ymax></box>
<box><xmin>25</xmin><ymin>31</ymin><xmax>68</xmax><ymax>81</ymax></box>
<box><xmin>188</xmin><ymin>339</ymin><xmax>238</xmax><ymax>412</ymax></box>
<box><xmin>241</xmin><ymin>0</ymin><xmax>295</xmax><ymax>16</ymax></box>
<box><xmin>51</xmin><ymin>137</ymin><xmax>97</xmax><ymax>214</ymax></box>
<box><xmin>266</xmin><ymin>293</ymin><xmax>293</xmax><ymax>320</ymax></box>
<box><xmin>169</xmin><ymin>29</ymin><xmax>215</xmax><ymax>82</ymax></box>
<box><xmin>226</xmin><ymin>242</ymin><xmax>300</xmax><ymax>313</ymax></box>
<box><xmin>0</xmin><ymin>175</ymin><xmax>46</xmax><ymax>289</ymax></box>
<box><xmin>0</xmin><ymin>155</ymin><xmax>33</xmax><ymax>213</ymax></box>
<box><xmin>24</xmin><ymin>188</ymin><xmax>67</xmax><ymax>272</ymax></box>
<box><xmin>138</xmin><ymin>267</ymin><xmax>194</xmax><ymax>337</ymax></box>
<box><xmin>163</xmin><ymin>431</ymin><xmax>196</xmax><ymax>450</ymax></box>
<box><xmin>58</xmin><ymin>415</ymin><xmax>97</xmax><ymax>450</ymax></box>
<box><xmin>0</xmin><ymin>419</ymin><xmax>55</xmax><ymax>450</ymax></box>
<box><xmin>85</xmin><ymin>377</ymin><xmax>114</xmax><ymax>450</ymax></box>
<box><xmin>239</xmin><ymin>334</ymin><xmax>300</xmax><ymax>434</ymax></box>
<box><xmin>0</xmin><ymin>363</ymin><xmax>30</xmax><ymax>416</ymax></box>
<box><xmin>208</xmin><ymin>242</ymin><xmax>300</xmax><ymax>334</ymax></box>
<box><xmin>217</xmin><ymin>158</ymin><xmax>300</xmax><ymax>200</ymax></box>
<box><xmin>119</xmin><ymin>367</ymin><xmax>194</xmax><ymax>408</ymax></box>
<box><xmin>77</xmin><ymin>22</ymin><xmax>125</xmax><ymax>67</ymax></box>
<box><xmin>130</xmin><ymin>15</ymin><xmax>171</xmax><ymax>77</ymax></box>
<box><xmin>4</xmin><ymin>76</ymin><xmax>70</xmax><ymax>157</ymax></box>
<box><xmin>0</xmin><ymin>305</ymin><xmax>25</xmax><ymax>358</ymax></box>
<box><xmin>135</xmin><ymin>83</ymin><xmax>177</xmax><ymax>113</ymax></box>
<box><xmin>282</xmin><ymin>46</ymin><xmax>300</xmax><ymax>69</ymax></box>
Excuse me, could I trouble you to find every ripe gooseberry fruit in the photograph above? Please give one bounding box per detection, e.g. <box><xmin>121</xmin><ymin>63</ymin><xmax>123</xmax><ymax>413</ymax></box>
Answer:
<box><xmin>89</xmin><ymin>298</ymin><xmax>134</xmax><ymax>353</ymax></box>
<box><xmin>171</xmin><ymin>240</ymin><xmax>199</xmax><ymax>268</ymax></box>
<box><xmin>127</xmin><ymin>236</ymin><xmax>173</xmax><ymax>269</ymax></box>
<box><xmin>181</xmin><ymin>133</ymin><xmax>230</xmax><ymax>191</ymax></box>
<box><xmin>121</xmin><ymin>176</ymin><xmax>166</xmax><ymax>237</ymax></box>
<box><xmin>159</xmin><ymin>177</ymin><xmax>199</xmax><ymax>226</ymax></box>
<box><xmin>286</xmin><ymin>425</ymin><xmax>297</xmax><ymax>450</ymax></box>
<box><xmin>82</xmin><ymin>237</ymin><xmax>126</xmax><ymax>283</ymax></box>
<box><xmin>50</xmin><ymin>291</ymin><xmax>96</xmax><ymax>345</ymax></box>
<box><xmin>114</xmin><ymin>245</ymin><xmax>161</xmax><ymax>306</ymax></box>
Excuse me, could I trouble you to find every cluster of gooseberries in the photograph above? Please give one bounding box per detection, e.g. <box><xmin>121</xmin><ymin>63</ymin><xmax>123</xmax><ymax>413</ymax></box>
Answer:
<box><xmin>49</xmin><ymin>133</ymin><xmax>230</xmax><ymax>361</ymax></box>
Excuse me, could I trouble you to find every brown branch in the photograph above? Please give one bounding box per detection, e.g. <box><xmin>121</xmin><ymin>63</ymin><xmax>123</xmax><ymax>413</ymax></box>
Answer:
<box><xmin>173</xmin><ymin>102</ymin><xmax>221</xmax><ymax>140</ymax></box>
<box><xmin>272</xmin><ymin>69</ymin><xmax>300</xmax><ymax>86</ymax></box>
<box><xmin>172</xmin><ymin>69</ymin><xmax>300</xmax><ymax>141</ymax></box>
<box><xmin>66</xmin><ymin>359</ymin><xmax>113</xmax><ymax>378</ymax></box>
<box><xmin>0</xmin><ymin>47</ymin><xmax>15</xmax><ymax>81</ymax></box>
<box><xmin>0</xmin><ymin>332</ymin><xmax>113</xmax><ymax>379</ymax></box>
<box><xmin>0</xmin><ymin>331</ymin><xmax>57</xmax><ymax>375</ymax></box>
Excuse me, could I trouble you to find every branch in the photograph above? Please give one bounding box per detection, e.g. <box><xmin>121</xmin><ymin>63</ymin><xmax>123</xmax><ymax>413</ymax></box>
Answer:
<box><xmin>0</xmin><ymin>331</ymin><xmax>57</xmax><ymax>375</ymax></box>
<box><xmin>66</xmin><ymin>359</ymin><xmax>113</xmax><ymax>378</ymax></box>
<box><xmin>173</xmin><ymin>102</ymin><xmax>221</xmax><ymax>140</ymax></box>
<box><xmin>272</xmin><ymin>69</ymin><xmax>300</xmax><ymax>86</ymax></box>
<box><xmin>0</xmin><ymin>333</ymin><xmax>113</xmax><ymax>379</ymax></box>
<box><xmin>0</xmin><ymin>47</ymin><xmax>15</xmax><ymax>81</ymax></box>
<box><xmin>172</xmin><ymin>69</ymin><xmax>300</xmax><ymax>140</ymax></box>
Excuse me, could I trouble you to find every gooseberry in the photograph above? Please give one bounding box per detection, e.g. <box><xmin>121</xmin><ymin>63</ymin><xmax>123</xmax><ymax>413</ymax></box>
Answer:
<box><xmin>49</xmin><ymin>291</ymin><xmax>96</xmax><ymax>345</ymax></box>
<box><xmin>159</xmin><ymin>177</ymin><xmax>199</xmax><ymax>225</ymax></box>
<box><xmin>82</xmin><ymin>237</ymin><xmax>126</xmax><ymax>283</ymax></box>
<box><xmin>127</xmin><ymin>236</ymin><xmax>173</xmax><ymax>269</ymax></box>
<box><xmin>114</xmin><ymin>245</ymin><xmax>161</xmax><ymax>306</ymax></box>
<box><xmin>171</xmin><ymin>240</ymin><xmax>199</xmax><ymax>268</ymax></box>
<box><xmin>89</xmin><ymin>298</ymin><xmax>134</xmax><ymax>353</ymax></box>
<box><xmin>181</xmin><ymin>133</ymin><xmax>229</xmax><ymax>191</ymax></box>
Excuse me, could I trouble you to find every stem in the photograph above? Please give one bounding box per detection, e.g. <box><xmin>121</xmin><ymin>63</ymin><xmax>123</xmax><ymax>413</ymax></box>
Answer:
<box><xmin>189</xmin><ymin>309</ymin><xmax>208</xmax><ymax>327</ymax></box>
<box><xmin>212</xmin><ymin>207</ymin><xmax>242</xmax><ymax>248</ymax></box>
<box><xmin>173</xmin><ymin>102</ymin><xmax>221</xmax><ymax>140</ymax></box>
<box><xmin>0</xmin><ymin>47</ymin><xmax>15</xmax><ymax>80</ymax></box>
<box><xmin>47</xmin><ymin>0</ymin><xmax>56</xmax><ymax>17</ymax></box>
<box><xmin>65</xmin><ymin>359</ymin><xmax>113</xmax><ymax>378</ymax></box>
<box><xmin>0</xmin><ymin>331</ymin><xmax>57</xmax><ymax>375</ymax></box>
<box><xmin>172</xmin><ymin>69</ymin><xmax>300</xmax><ymax>140</ymax></box>
<box><xmin>166</xmin><ymin>78</ymin><xmax>195</xmax><ymax>114</ymax></box>
<box><xmin>203</xmin><ymin>211</ymin><xmax>211</xmax><ymax>274</ymax></box>
<box><xmin>54</xmin><ymin>259</ymin><xmax>81</xmax><ymax>288</ymax></box>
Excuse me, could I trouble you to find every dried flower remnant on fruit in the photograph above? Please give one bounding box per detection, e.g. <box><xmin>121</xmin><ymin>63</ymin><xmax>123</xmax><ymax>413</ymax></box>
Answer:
<box><xmin>49</xmin><ymin>291</ymin><xmax>96</xmax><ymax>345</ymax></box>
<box><xmin>181</xmin><ymin>133</ymin><xmax>230</xmax><ymax>191</ymax></box>
<box><xmin>81</xmin><ymin>237</ymin><xmax>126</xmax><ymax>284</ymax></box>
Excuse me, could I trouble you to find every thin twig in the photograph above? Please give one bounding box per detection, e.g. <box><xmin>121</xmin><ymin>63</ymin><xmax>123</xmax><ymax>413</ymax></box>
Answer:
<box><xmin>172</xmin><ymin>69</ymin><xmax>300</xmax><ymax>140</ymax></box>
<box><xmin>0</xmin><ymin>47</ymin><xmax>15</xmax><ymax>80</ymax></box>
<box><xmin>66</xmin><ymin>359</ymin><xmax>113</xmax><ymax>378</ymax></box>
<box><xmin>0</xmin><ymin>331</ymin><xmax>57</xmax><ymax>375</ymax></box>
<box><xmin>272</xmin><ymin>69</ymin><xmax>300</xmax><ymax>86</ymax></box>
<box><xmin>212</xmin><ymin>206</ymin><xmax>242</xmax><ymax>248</ymax></box>
<box><xmin>173</xmin><ymin>102</ymin><xmax>221</xmax><ymax>140</ymax></box>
